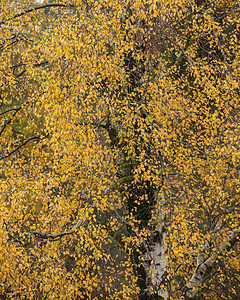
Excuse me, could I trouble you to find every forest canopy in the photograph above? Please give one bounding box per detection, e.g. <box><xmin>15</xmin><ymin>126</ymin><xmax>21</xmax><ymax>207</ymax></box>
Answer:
<box><xmin>0</xmin><ymin>0</ymin><xmax>239</xmax><ymax>299</ymax></box>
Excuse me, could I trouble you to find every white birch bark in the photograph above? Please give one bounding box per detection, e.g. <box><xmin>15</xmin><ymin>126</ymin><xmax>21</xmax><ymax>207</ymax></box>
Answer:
<box><xmin>144</xmin><ymin>191</ymin><xmax>168</xmax><ymax>299</ymax></box>
<box><xmin>180</xmin><ymin>226</ymin><xmax>240</xmax><ymax>300</ymax></box>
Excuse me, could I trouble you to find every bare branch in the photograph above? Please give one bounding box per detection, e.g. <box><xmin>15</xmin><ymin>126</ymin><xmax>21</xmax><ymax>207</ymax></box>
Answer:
<box><xmin>14</xmin><ymin>60</ymin><xmax>49</xmax><ymax>78</ymax></box>
<box><xmin>12</xmin><ymin>60</ymin><xmax>49</xmax><ymax>70</ymax></box>
<box><xmin>100</xmin><ymin>224</ymin><xmax>125</xmax><ymax>273</ymax></box>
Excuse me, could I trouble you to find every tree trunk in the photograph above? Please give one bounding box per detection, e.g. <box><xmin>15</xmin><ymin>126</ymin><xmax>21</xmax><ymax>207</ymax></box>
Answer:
<box><xmin>144</xmin><ymin>192</ymin><xmax>168</xmax><ymax>299</ymax></box>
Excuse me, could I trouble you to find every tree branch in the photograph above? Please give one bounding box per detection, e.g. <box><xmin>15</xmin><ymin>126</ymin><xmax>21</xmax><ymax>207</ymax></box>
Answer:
<box><xmin>0</xmin><ymin>107</ymin><xmax>21</xmax><ymax>117</ymax></box>
<box><xmin>0</xmin><ymin>3</ymin><xmax>76</xmax><ymax>25</ymax></box>
<box><xmin>165</xmin><ymin>35</ymin><xmax>194</xmax><ymax>69</ymax></box>
<box><xmin>28</xmin><ymin>218</ymin><xmax>84</xmax><ymax>248</ymax></box>
<box><xmin>0</xmin><ymin>107</ymin><xmax>21</xmax><ymax>137</ymax></box>
<box><xmin>0</xmin><ymin>135</ymin><xmax>41</xmax><ymax>160</ymax></box>
<box><xmin>180</xmin><ymin>226</ymin><xmax>240</xmax><ymax>299</ymax></box>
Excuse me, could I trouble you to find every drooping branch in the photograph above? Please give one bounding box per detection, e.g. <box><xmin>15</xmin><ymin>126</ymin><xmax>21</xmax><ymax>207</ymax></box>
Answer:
<box><xmin>28</xmin><ymin>218</ymin><xmax>84</xmax><ymax>247</ymax></box>
<box><xmin>180</xmin><ymin>226</ymin><xmax>240</xmax><ymax>300</ymax></box>
<box><xmin>0</xmin><ymin>107</ymin><xmax>21</xmax><ymax>137</ymax></box>
<box><xmin>0</xmin><ymin>107</ymin><xmax>21</xmax><ymax>117</ymax></box>
<box><xmin>0</xmin><ymin>135</ymin><xmax>41</xmax><ymax>160</ymax></box>
<box><xmin>0</xmin><ymin>3</ymin><xmax>76</xmax><ymax>25</ymax></box>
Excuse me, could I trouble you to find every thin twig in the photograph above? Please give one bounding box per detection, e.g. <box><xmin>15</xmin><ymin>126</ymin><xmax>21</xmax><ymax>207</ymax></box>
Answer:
<box><xmin>165</xmin><ymin>35</ymin><xmax>194</xmax><ymax>68</ymax></box>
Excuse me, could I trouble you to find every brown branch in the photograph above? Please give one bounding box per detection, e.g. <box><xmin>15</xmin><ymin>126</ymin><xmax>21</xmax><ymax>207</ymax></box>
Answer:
<box><xmin>14</xmin><ymin>60</ymin><xmax>49</xmax><ymax>78</ymax></box>
<box><xmin>28</xmin><ymin>219</ymin><xmax>84</xmax><ymax>248</ymax></box>
<box><xmin>165</xmin><ymin>35</ymin><xmax>194</xmax><ymax>68</ymax></box>
<box><xmin>0</xmin><ymin>107</ymin><xmax>21</xmax><ymax>117</ymax></box>
<box><xmin>0</xmin><ymin>135</ymin><xmax>41</xmax><ymax>160</ymax></box>
<box><xmin>0</xmin><ymin>107</ymin><xmax>21</xmax><ymax>137</ymax></box>
<box><xmin>170</xmin><ymin>139</ymin><xmax>214</xmax><ymax>160</ymax></box>
<box><xmin>0</xmin><ymin>3</ymin><xmax>76</xmax><ymax>25</ymax></box>
<box><xmin>11</xmin><ymin>59</ymin><xmax>48</xmax><ymax>70</ymax></box>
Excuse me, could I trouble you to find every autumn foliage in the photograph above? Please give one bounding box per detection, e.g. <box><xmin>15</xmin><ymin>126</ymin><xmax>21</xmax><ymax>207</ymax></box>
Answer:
<box><xmin>0</xmin><ymin>0</ymin><xmax>239</xmax><ymax>299</ymax></box>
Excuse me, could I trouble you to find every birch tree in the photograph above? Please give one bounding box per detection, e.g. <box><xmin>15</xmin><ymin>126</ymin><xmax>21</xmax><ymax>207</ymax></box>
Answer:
<box><xmin>0</xmin><ymin>0</ymin><xmax>239</xmax><ymax>299</ymax></box>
